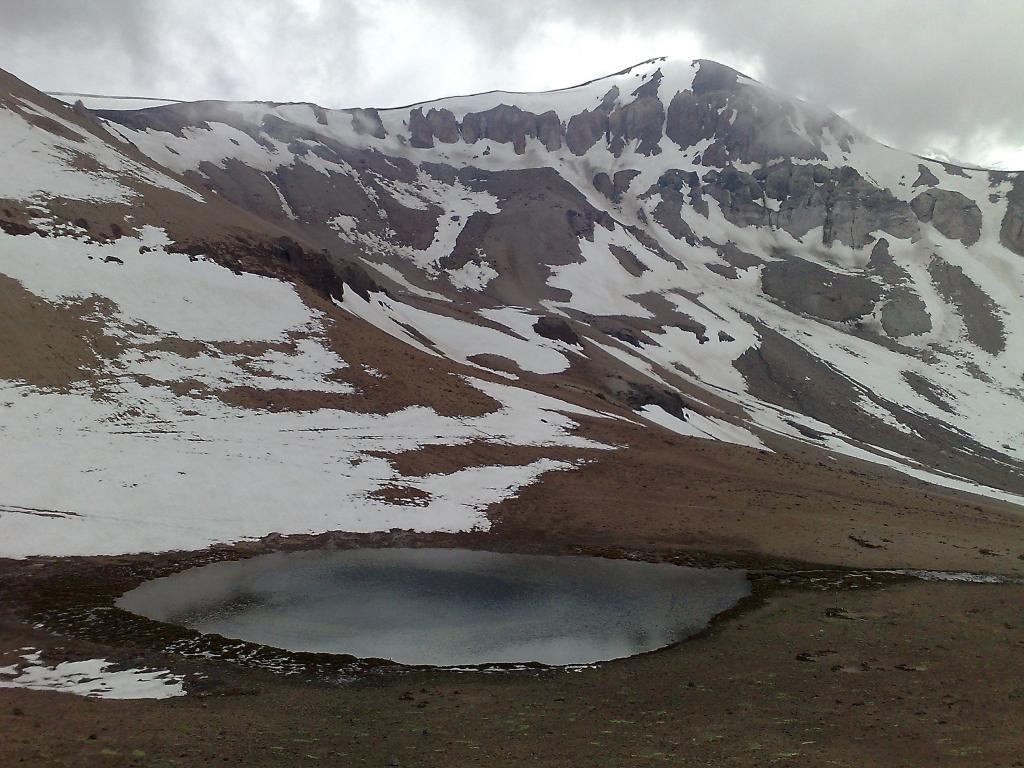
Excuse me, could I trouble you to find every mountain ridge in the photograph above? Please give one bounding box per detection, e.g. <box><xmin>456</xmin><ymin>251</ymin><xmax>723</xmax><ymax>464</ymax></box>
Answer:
<box><xmin>1</xmin><ymin>57</ymin><xmax>1023</xmax><ymax>571</ymax></box>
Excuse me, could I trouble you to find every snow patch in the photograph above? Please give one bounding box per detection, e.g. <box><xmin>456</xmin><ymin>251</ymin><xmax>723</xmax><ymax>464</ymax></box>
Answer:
<box><xmin>0</xmin><ymin>227</ymin><xmax>321</xmax><ymax>342</ymax></box>
<box><xmin>0</xmin><ymin>650</ymin><xmax>185</xmax><ymax>699</ymax></box>
<box><xmin>447</xmin><ymin>259</ymin><xmax>498</xmax><ymax>291</ymax></box>
<box><xmin>0</xmin><ymin>100</ymin><xmax>201</xmax><ymax>203</ymax></box>
<box><xmin>639</xmin><ymin>404</ymin><xmax>767</xmax><ymax>451</ymax></box>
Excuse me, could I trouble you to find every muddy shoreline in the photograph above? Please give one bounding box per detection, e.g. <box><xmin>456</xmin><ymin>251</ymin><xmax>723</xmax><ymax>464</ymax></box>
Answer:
<box><xmin>0</xmin><ymin>529</ymin><xmax>923</xmax><ymax>688</ymax></box>
<box><xmin>3</xmin><ymin>535</ymin><xmax>1022</xmax><ymax>766</ymax></box>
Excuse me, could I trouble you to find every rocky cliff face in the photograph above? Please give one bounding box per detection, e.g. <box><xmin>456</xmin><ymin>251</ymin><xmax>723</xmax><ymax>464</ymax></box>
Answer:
<box><xmin>2</xmin><ymin>56</ymin><xmax>1023</xmax><ymax>558</ymax></box>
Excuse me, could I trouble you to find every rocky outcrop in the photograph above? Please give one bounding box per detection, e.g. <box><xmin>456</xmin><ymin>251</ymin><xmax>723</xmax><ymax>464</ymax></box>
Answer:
<box><xmin>700</xmin><ymin>162</ymin><xmax>917</xmax><ymax>248</ymax></box>
<box><xmin>928</xmin><ymin>257</ymin><xmax>1005</xmax><ymax>354</ymax></box>
<box><xmin>999</xmin><ymin>175</ymin><xmax>1024</xmax><ymax>256</ymax></box>
<box><xmin>912</xmin><ymin>164</ymin><xmax>939</xmax><ymax>188</ymax></box>
<box><xmin>910</xmin><ymin>188</ymin><xmax>982</xmax><ymax>245</ymax></box>
<box><xmin>407</xmin><ymin>107</ymin><xmax>459</xmax><ymax>148</ymax></box>
<box><xmin>462</xmin><ymin>105</ymin><xmax>562</xmax><ymax>153</ymax></box>
<box><xmin>665</xmin><ymin>60</ymin><xmax>854</xmax><ymax>166</ymax></box>
<box><xmin>594</xmin><ymin>169</ymin><xmax>641</xmax><ymax>204</ymax></box>
<box><xmin>168</xmin><ymin>235</ymin><xmax>374</xmax><ymax>303</ymax></box>
<box><xmin>349</xmin><ymin>108</ymin><xmax>386</xmax><ymax>139</ymax></box>
<box><xmin>407</xmin><ymin>103</ymin><xmax>567</xmax><ymax>154</ymax></box>
<box><xmin>406</xmin><ymin>108</ymin><xmax>434</xmax><ymax>148</ymax></box>
<box><xmin>593</xmin><ymin>172</ymin><xmax>616</xmax><ymax>201</ymax></box>
<box><xmin>621</xmin><ymin>382</ymin><xmax>691</xmax><ymax>420</ymax></box>
<box><xmin>879</xmin><ymin>289</ymin><xmax>932</xmax><ymax>337</ymax></box>
<box><xmin>616</xmin><ymin>169</ymin><xmax>642</xmax><ymax>201</ymax></box>
<box><xmin>565</xmin><ymin>87</ymin><xmax>619</xmax><ymax>156</ymax></box>
<box><xmin>796</xmin><ymin>166</ymin><xmax>917</xmax><ymax>247</ymax></box>
<box><xmin>761</xmin><ymin>258</ymin><xmax>882</xmax><ymax>322</ymax></box>
<box><xmin>706</xmin><ymin>263</ymin><xmax>739</xmax><ymax>279</ymax></box>
<box><xmin>867</xmin><ymin>238</ymin><xmax>911</xmax><ymax>285</ymax></box>
<box><xmin>438</xmin><ymin>167</ymin><xmax>614</xmax><ymax>305</ymax></box>
<box><xmin>716</xmin><ymin>242</ymin><xmax>762</xmax><ymax>270</ymax></box>
<box><xmin>533</xmin><ymin>315</ymin><xmax>581</xmax><ymax>346</ymax></box>
<box><xmin>609</xmin><ymin>244</ymin><xmax>648</xmax><ymax>276</ymax></box>
<box><xmin>606</xmin><ymin>73</ymin><xmax>665</xmax><ymax>156</ymax></box>
<box><xmin>665</xmin><ymin>90</ymin><xmax>723</xmax><ymax>151</ymax></box>
<box><xmin>644</xmin><ymin>170</ymin><xmax>701</xmax><ymax>244</ymax></box>
<box><xmin>94</xmin><ymin>100</ymin><xmax>263</xmax><ymax>140</ymax></box>
<box><xmin>663</xmin><ymin>60</ymin><xmax>738</xmax><ymax>156</ymax></box>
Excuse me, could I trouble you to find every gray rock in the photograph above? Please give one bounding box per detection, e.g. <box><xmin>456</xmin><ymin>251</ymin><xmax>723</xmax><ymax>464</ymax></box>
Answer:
<box><xmin>910</xmin><ymin>188</ymin><xmax>982</xmax><ymax>245</ymax></box>
<box><xmin>593</xmin><ymin>172</ymin><xmax>615</xmax><ymax>201</ymax></box>
<box><xmin>867</xmin><ymin>238</ymin><xmax>912</xmax><ymax>286</ymax></box>
<box><xmin>701</xmin><ymin>163</ymin><xmax>919</xmax><ymax>248</ymax></box>
<box><xmin>407</xmin><ymin>108</ymin><xmax>434</xmax><ymax>148</ymax></box>
<box><xmin>565</xmin><ymin>87</ymin><xmax>618</xmax><ymax>156</ymax></box>
<box><xmin>614</xmin><ymin>169</ymin><xmax>640</xmax><ymax>199</ymax></box>
<box><xmin>665</xmin><ymin>60</ymin><xmax>856</xmax><ymax>167</ymax></box>
<box><xmin>880</xmin><ymin>289</ymin><xmax>932</xmax><ymax>337</ymax></box>
<box><xmin>717</xmin><ymin>242</ymin><xmax>762</xmax><ymax>270</ymax></box>
<box><xmin>593</xmin><ymin>169</ymin><xmax>640</xmax><ymax>204</ymax></box>
<box><xmin>664</xmin><ymin>89</ymin><xmax>719</xmax><ymax>151</ymax></box>
<box><xmin>999</xmin><ymin>175</ymin><xmax>1024</xmax><ymax>256</ymax></box>
<box><xmin>533</xmin><ymin>315</ymin><xmax>580</xmax><ymax>346</ymax></box>
<box><xmin>349</xmin><ymin>108</ymin><xmax>386</xmax><ymax>139</ymax></box>
<box><xmin>821</xmin><ymin>167</ymin><xmax>919</xmax><ymax>247</ymax></box>
<box><xmin>691</xmin><ymin>59</ymin><xmax>740</xmax><ymax>94</ymax></box>
<box><xmin>928</xmin><ymin>257</ymin><xmax>1005</xmax><ymax>354</ymax></box>
<box><xmin>761</xmin><ymin>257</ymin><xmax>882</xmax><ymax>322</ymax></box>
<box><xmin>425</xmin><ymin>108</ymin><xmax>459</xmax><ymax>144</ymax></box>
<box><xmin>608</xmin><ymin>94</ymin><xmax>665</xmax><ymax>156</ymax></box>
<box><xmin>462</xmin><ymin>105</ymin><xmax>563</xmax><ymax>154</ymax></box>
<box><xmin>706</xmin><ymin>262</ymin><xmax>739</xmax><ymax>279</ymax></box>
<box><xmin>912</xmin><ymin>164</ymin><xmax>939</xmax><ymax>188</ymax></box>
<box><xmin>645</xmin><ymin>170</ymin><xmax>700</xmax><ymax>244</ymax></box>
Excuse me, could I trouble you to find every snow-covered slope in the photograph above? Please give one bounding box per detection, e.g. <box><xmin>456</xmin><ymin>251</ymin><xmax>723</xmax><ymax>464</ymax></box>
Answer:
<box><xmin>2</xmin><ymin>58</ymin><xmax>1023</xmax><ymax>557</ymax></box>
<box><xmin>94</xmin><ymin>59</ymin><xmax>1024</xmax><ymax>491</ymax></box>
<box><xmin>0</xmin><ymin>71</ymin><xmax>611</xmax><ymax>556</ymax></box>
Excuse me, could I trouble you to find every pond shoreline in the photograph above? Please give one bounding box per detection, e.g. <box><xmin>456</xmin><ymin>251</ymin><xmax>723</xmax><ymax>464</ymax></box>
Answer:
<box><xmin>0</xmin><ymin>529</ymin><xmax>920</xmax><ymax>687</ymax></box>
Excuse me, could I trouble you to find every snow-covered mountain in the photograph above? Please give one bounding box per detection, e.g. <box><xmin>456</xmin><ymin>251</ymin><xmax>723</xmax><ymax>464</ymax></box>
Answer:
<box><xmin>2</xmin><ymin>58</ymin><xmax>1023</xmax><ymax>559</ymax></box>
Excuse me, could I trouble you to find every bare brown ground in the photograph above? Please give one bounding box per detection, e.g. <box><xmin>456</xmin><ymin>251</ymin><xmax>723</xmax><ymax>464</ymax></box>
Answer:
<box><xmin>0</xmin><ymin>274</ymin><xmax>123</xmax><ymax>388</ymax></box>
<box><xmin>487</xmin><ymin>414</ymin><xmax>1024</xmax><ymax>576</ymax></box>
<box><xmin>2</xmin><ymin>580</ymin><xmax>1022</xmax><ymax>767</ymax></box>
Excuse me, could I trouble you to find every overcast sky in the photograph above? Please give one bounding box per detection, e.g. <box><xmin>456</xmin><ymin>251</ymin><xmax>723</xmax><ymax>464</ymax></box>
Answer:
<box><xmin>3</xmin><ymin>0</ymin><xmax>1022</xmax><ymax>168</ymax></box>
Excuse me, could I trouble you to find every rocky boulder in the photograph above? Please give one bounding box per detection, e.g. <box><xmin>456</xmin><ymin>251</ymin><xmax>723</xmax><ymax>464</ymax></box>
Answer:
<box><xmin>533</xmin><ymin>315</ymin><xmax>581</xmax><ymax>346</ymax></box>
<box><xmin>910</xmin><ymin>188</ymin><xmax>982</xmax><ymax>245</ymax></box>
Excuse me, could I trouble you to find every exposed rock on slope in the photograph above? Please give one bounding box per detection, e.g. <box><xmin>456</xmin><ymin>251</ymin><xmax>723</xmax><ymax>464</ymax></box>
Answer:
<box><xmin>911</xmin><ymin>188</ymin><xmax>982</xmax><ymax>245</ymax></box>
<box><xmin>2</xmin><ymin>56</ymin><xmax>1023</xmax><ymax>559</ymax></box>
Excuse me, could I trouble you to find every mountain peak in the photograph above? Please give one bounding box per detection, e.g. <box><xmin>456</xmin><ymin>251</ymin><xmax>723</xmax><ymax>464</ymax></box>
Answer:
<box><xmin>1</xmin><ymin>55</ymin><xmax>1022</xmax><ymax>569</ymax></box>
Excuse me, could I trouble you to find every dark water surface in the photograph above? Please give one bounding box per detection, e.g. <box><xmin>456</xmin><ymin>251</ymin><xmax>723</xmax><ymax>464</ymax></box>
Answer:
<box><xmin>117</xmin><ymin>548</ymin><xmax>750</xmax><ymax>666</ymax></box>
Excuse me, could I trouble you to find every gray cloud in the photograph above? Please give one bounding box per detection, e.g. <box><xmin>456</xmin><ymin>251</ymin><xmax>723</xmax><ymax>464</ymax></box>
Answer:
<box><xmin>1</xmin><ymin>0</ymin><xmax>1021</xmax><ymax>167</ymax></box>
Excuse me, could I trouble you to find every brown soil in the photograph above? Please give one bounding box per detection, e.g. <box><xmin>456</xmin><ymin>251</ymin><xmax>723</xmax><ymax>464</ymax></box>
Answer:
<box><xmin>490</xmin><ymin>414</ymin><xmax>1024</xmax><ymax>576</ymax></box>
<box><xmin>0</xmin><ymin>274</ymin><xmax>124</xmax><ymax>388</ymax></box>
<box><xmin>2</xmin><ymin>575</ymin><xmax>1021</xmax><ymax>767</ymax></box>
<box><xmin>362</xmin><ymin>402</ymin><xmax>1024</xmax><ymax>577</ymax></box>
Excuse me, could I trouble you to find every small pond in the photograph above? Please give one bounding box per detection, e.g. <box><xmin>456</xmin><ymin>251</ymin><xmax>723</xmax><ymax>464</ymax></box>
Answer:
<box><xmin>117</xmin><ymin>548</ymin><xmax>750</xmax><ymax>666</ymax></box>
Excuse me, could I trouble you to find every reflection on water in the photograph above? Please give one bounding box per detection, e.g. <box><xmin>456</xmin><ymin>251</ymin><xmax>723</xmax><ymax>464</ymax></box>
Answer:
<box><xmin>117</xmin><ymin>548</ymin><xmax>750</xmax><ymax>666</ymax></box>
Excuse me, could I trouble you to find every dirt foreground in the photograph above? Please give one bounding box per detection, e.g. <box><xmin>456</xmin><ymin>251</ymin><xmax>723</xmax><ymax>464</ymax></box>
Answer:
<box><xmin>2</xmin><ymin>570</ymin><xmax>1022</xmax><ymax>768</ymax></box>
